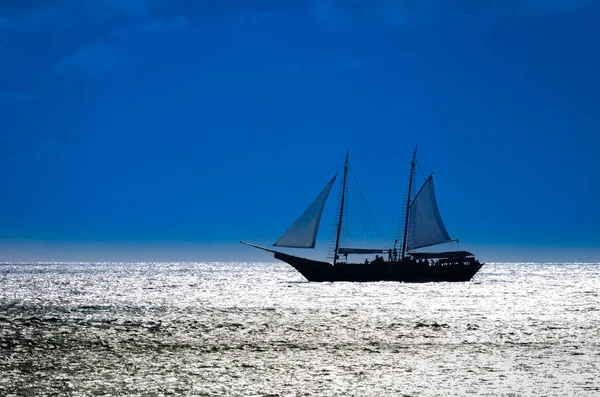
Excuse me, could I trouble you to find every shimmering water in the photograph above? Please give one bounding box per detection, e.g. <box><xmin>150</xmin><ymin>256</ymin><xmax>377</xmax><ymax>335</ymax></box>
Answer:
<box><xmin>0</xmin><ymin>262</ymin><xmax>598</xmax><ymax>396</ymax></box>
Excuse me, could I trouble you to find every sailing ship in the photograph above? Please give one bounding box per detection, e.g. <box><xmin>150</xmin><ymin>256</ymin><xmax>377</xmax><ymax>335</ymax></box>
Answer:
<box><xmin>241</xmin><ymin>149</ymin><xmax>483</xmax><ymax>282</ymax></box>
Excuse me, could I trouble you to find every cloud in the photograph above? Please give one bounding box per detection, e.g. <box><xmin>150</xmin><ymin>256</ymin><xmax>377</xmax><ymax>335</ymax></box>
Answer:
<box><xmin>102</xmin><ymin>0</ymin><xmax>154</xmax><ymax>17</ymax></box>
<box><xmin>0</xmin><ymin>92</ymin><xmax>43</xmax><ymax>104</ymax></box>
<box><xmin>142</xmin><ymin>15</ymin><xmax>190</xmax><ymax>32</ymax></box>
<box><xmin>310</xmin><ymin>0</ymin><xmax>590</xmax><ymax>31</ymax></box>
<box><xmin>1</xmin><ymin>2</ymin><xmax>190</xmax><ymax>81</ymax></box>
<box><xmin>0</xmin><ymin>0</ymin><xmax>156</xmax><ymax>32</ymax></box>
<box><xmin>109</xmin><ymin>14</ymin><xmax>191</xmax><ymax>39</ymax></box>
<box><xmin>231</xmin><ymin>9</ymin><xmax>278</xmax><ymax>27</ymax></box>
<box><xmin>523</xmin><ymin>0</ymin><xmax>587</xmax><ymax>13</ymax></box>
<box><xmin>51</xmin><ymin>41</ymin><xmax>118</xmax><ymax>78</ymax></box>
<box><xmin>218</xmin><ymin>8</ymin><xmax>279</xmax><ymax>31</ymax></box>
<box><xmin>309</xmin><ymin>0</ymin><xmax>449</xmax><ymax>31</ymax></box>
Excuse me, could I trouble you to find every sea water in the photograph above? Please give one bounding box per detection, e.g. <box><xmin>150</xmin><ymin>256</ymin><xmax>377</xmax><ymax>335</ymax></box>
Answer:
<box><xmin>0</xmin><ymin>262</ymin><xmax>598</xmax><ymax>396</ymax></box>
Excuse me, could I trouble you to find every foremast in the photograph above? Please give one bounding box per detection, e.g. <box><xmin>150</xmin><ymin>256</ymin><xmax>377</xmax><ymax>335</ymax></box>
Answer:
<box><xmin>401</xmin><ymin>148</ymin><xmax>417</xmax><ymax>260</ymax></box>
<box><xmin>333</xmin><ymin>151</ymin><xmax>349</xmax><ymax>265</ymax></box>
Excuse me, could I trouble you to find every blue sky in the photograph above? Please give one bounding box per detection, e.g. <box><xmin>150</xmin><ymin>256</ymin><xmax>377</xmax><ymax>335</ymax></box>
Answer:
<box><xmin>1</xmin><ymin>0</ymin><xmax>599</xmax><ymax>262</ymax></box>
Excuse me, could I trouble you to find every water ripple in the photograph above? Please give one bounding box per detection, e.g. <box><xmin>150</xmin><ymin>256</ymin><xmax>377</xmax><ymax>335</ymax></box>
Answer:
<box><xmin>0</xmin><ymin>262</ymin><xmax>598</xmax><ymax>396</ymax></box>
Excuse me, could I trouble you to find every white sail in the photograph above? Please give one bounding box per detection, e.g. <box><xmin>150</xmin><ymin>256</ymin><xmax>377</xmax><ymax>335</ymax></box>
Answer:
<box><xmin>407</xmin><ymin>175</ymin><xmax>451</xmax><ymax>251</ymax></box>
<box><xmin>274</xmin><ymin>175</ymin><xmax>337</xmax><ymax>248</ymax></box>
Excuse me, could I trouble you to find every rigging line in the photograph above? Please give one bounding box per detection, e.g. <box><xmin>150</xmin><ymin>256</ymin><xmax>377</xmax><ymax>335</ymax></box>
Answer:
<box><xmin>326</xmin><ymin>163</ymin><xmax>344</xmax><ymax>179</ymax></box>
<box><xmin>348</xmin><ymin>165</ymin><xmax>383</xmax><ymax>241</ymax></box>
<box><xmin>351</xmin><ymin>151</ymin><xmax>407</xmax><ymax>158</ymax></box>
<box><xmin>415</xmin><ymin>159</ymin><xmax>427</xmax><ymax>182</ymax></box>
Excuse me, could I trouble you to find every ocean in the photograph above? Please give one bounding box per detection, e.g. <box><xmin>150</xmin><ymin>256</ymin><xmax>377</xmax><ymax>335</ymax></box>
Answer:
<box><xmin>0</xmin><ymin>262</ymin><xmax>598</xmax><ymax>396</ymax></box>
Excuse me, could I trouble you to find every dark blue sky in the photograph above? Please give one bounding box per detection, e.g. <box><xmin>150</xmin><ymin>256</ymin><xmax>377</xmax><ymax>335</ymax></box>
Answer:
<box><xmin>1</xmin><ymin>0</ymin><xmax>599</xmax><ymax>261</ymax></box>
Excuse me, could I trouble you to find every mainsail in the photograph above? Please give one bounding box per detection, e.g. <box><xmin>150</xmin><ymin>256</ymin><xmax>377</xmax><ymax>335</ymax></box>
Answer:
<box><xmin>274</xmin><ymin>175</ymin><xmax>337</xmax><ymax>248</ymax></box>
<box><xmin>407</xmin><ymin>175</ymin><xmax>451</xmax><ymax>251</ymax></box>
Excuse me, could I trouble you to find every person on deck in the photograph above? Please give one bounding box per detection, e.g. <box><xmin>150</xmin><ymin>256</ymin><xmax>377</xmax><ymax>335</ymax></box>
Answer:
<box><xmin>387</xmin><ymin>249</ymin><xmax>392</xmax><ymax>262</ymax></box>
<box><xmin>393</xmin><ymin>248</ymin><xmax>397</xmax><ymax>261</ymax></box>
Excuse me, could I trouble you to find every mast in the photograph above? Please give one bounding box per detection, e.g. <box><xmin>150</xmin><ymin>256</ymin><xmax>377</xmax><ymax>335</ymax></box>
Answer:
<box><xmin>333</xmin><ymin>150</ymin><xmax>349</xmax><ymax>265</ymax></box>
<box><xmin>401</xmin><ymin>147</ymin><xmax>417</xmax><ymax>260</ymax></box>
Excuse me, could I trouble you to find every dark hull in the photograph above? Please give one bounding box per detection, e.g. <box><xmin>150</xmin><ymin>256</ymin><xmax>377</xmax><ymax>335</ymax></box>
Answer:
<box><xmin>274</xmin><ymin>252</ymin><xmax>483</xmax><ymax>282</ymax></box>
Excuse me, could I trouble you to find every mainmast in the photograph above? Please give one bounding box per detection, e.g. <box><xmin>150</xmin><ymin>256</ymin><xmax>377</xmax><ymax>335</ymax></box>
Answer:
<box><xmin>401</xmin><ymin>147</ymin><xmax>417</xmax><ymax>260</ymax></box>
<box><xmin>333</xmin><ymin>151</ymin><xmax>349</xmax><ymax>265</ymax></box>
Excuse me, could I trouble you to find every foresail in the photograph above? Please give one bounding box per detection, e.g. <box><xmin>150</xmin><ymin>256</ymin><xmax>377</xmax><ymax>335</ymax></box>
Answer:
<box><xmin>274</xmin><ymin>175</ymin><xmax>337</xmax><ymax>248</ymax></box>
<box><xmin>407</xmin><ymin>175</ymin><xmax>451</xmax><ymax>251</ymax></box>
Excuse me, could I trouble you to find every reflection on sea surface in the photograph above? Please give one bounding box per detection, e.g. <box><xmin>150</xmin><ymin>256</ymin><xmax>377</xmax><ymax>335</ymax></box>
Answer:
<box><xmin>0</xmin><ymin>262</ymin><xmax>598</xmax><ymax>396</ymax></box>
